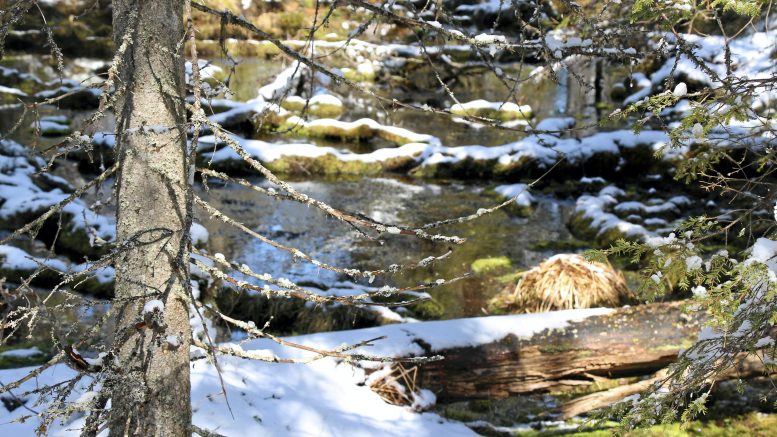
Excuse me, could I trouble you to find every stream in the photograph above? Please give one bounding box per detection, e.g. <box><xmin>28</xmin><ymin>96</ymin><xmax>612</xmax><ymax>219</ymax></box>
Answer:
<box><xmin>0</xmin><ymin>53</ymin><xmax>608</xmax><ymax>323</ymax></box>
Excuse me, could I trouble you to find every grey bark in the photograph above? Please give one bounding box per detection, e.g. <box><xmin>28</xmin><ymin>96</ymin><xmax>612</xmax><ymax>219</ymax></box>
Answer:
<box><xmin>108</xmin><ymin>1</ymin><xmax>192</xmax><ymax>436</ymax></box>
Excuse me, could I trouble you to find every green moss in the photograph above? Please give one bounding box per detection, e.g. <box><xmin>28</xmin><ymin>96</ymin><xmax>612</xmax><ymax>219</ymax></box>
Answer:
<box><xmin>376</xmin><ymin>129</ymin><xmax>420</xmax><ymax>146</ymax></box>
<box><xmin>450</xmin><ymin>105</ymin><xmax>533</xmax><ymax>122</ymax></box>
<box><xmin>0</xmin><ymin>69</ymin><xmax>43</xmax><ymax>96</ymax></box>
<box><xmin>277</xmin><ymin>11</ymin><xmax>306</xmax><ymax>37</ymax></box>
<box><xmin>410</xmin><ymin>157</ymin><xmax>508</xmax><ymax>180</ymax></box>
<box><xmin>408</xmin><ymin>163</ymin><xmax>440</xmax><ymax>178</ymax></box>
<box><xmin>537</xmin><ymin>342</ymin><xmax>577</xmax><ymax>354</ymax></box>
<box><xmin>266</xmin><ymin>154</ymin><xmax>383</xmax><ymax>176</ymax></box>
<box><xmin>471</xmin><ymin>257</ymin><xmax>512</xmax><ymax>275</ymax></box>
<box><xmin>507</xmin><ymin>202</ymin><xmax>535</xmax><ymax>218</ymax></box>
<box><xmin>5</xmin><ymin>2</ymin><xmax>113</xmax><ymax>57</ymax></box>
<box><xmin>507</xmin><ymin>413</ymin><xmax>777</xmax><ymax>436</ymax></box>
<box><xmin>486</xmin><ymin>289</ymin><xmax>518</xmax><ymax>315</ymax></box>
<box><xmin>566</xmin><ymin>212</ymin><xmax>599</xmax><ymax>241</ymax></box>
<box><xmin>342</xmin><ymin>67</ymin><xmax>376</xmax><ymax>83</ymax></box>
<box><xmin>513</xmin><ymin>428</ymin><xmax>611</xmax><ymax>437</ymax></box>
<box><xmin>319</xmin><ymin>32</ymin><xmax>344</xmax><ymax>42</ymax></box>
<box><xmin>0</xmin><ymin>353</ymin><xmax>47</xmax><ymax>369</ymax></box>
<box><xmin>0</xmin><ymin>89</ymin><xmax>24</xmax><ymax>105</ymax></box>
<box><xmin>310</xmin><ymin>102</ymin><xmax>343</xmax><ymax>118</ymax></box>
<box><xmin>406</xmin><ymin>299</ymin><xmax>445</xmax><ymax>319</ymax></box>
<box><xmin>280</xmin><ymin>100</ymin><xmax>344</xmax><ymax>118</ymax></box>
<box><xmin>280</xmin><ymin>99</ymin><xmax>307</xmax><ymax>112</ymax></box>
<box><xmin>470</xmin><ymin>399</ymin><xmax>494</xmax><ymax>412</ymax></box>
<box><xmin>304</xmin><ymin>122</ymin><xmax>374</xmax><ymax>141</ymax></box>
<box><xmin>551</xmin><ymin>377</ymin><xmax>638</xmax><ymax>401</ymax></box>
<box><xmin>206</xmin><ymin>148</ymin><xmax>418</xmax><ymax>177</ymax></box>
<box><xmin>442</xmin><ymin>406</ymin><xmax>482</xmax><ymax>422</ymax></box>
<box><xmin>494</xmin><ymin>270</ymin><xmax>525</xmax><ymax>284</ymax></box>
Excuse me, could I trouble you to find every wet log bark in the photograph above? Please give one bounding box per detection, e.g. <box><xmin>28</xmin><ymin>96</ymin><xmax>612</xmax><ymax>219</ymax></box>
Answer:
<box><xmin>557</xmin><ymin>354</ymin><xmax>771</xmax><ymax>419</ymax></box>
<box><xmin>414</xmin><ymin>302</ymin><xmax>705</xmax><ymax>402</ymax></box>
<box><xmin>557</xmin><ymin>369</ymin><xmax>666</xmax><ymax>419</ymax></box>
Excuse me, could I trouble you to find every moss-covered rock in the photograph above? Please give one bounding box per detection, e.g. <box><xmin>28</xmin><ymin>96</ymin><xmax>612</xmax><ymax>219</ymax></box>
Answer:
<box><xmin>31</xmin><ymin>116</ymin><xmax>71</xmax><ymax>137</ymax></box>
<box><xmin>0</xmin><ymin>344</ymin><xmax>50</xmax><ymax>369</ymax></box>
<box><xmin>405</xmin><ymin>298</ymin><xmax>445</xmax><ymax>319</ymax></box>
<box><xmin>471</xmin><ymin>257</ymin><xmax>512</xmax><ymax>275</ymax></box>
<box><xmin>567</xmin><ymin>210</ymin><xmax>606</xmax><ymax>243</ymax></box>
<box><xmin>566</xmin><ymin>211</ymin><xmax>629</xmax><ymax>248</ymax></box>
<box><xmin>204</xmin><ymin>148</ymin><xmax>421</xmax><ymax>176</ymax></box>
<box><xmin>4</xmin><ymin>2</ymin><xmax>113</xmax><ymax>58</ymax></box>
<box><xmin>0</xmin><ymin>251</ymin><xmax>114</xmax><ymax>299</ymax></box>
<box><xmin>0</xmin><ymin>66</ymin><xmax>45</xmax><ymax>95</ymax></box>
<box><xmin>483</xmin><ymin>184</ymin><xmax>535</xmax><ymax>217</ymax></box>
<box><xmin>274</xmin><ymin>117</ymin><xmax>429</xmax><ymax>146</ymax></box>
<box><xmin>0</xmin><ymin>88</ymin><xmax>26</xmax><ymax>105</ymax></box>
<box><xmin>342</xmin><ymin>65</ymin><xmax>377</xmax><ymax>83</ymax></box>
<box><xmin>410</xmin><ymin>156</ymin><xmax>531</xmax><ymax>180</ymax></box>
<box><xmin>438</xmin><ymin>394</ymin><xmax>554</xmax><ymax>428</ymax></box>
<box><xmin>505</xmin><ymin>202</ymin><xmax>535</xmax><ymax>218</ymax></box>
<box><xmin>215</xmin><ymin>287</ymin><xmax>387</xmax><ymax>335</ymax></box>
<box><xmin>0</xmin><ymin>209</ymin><xmax>111</xmax><ymax>259</ymax></box>
<box><xmin>450</xmin><ymin>100</ymin><xmax>533</xmax><ymax>122</ymax></box>
<box><xmin>0</xmin><ymin>263</ymin><xmax>62</xmax><ymax>289</ymax></box>
<box><xmin>40</xmin><ymin>87</ymin><xmax>100</xmax><ymax>110</ymax></box>
<box><xmin>280</xmin><ymin>95</ymin><xmax>345</xmax><ymax>118</ymax></box>
<box><xmin>265</xmin><ymin>154</ymin><xmax>384</xmax><ymax>176</ymax></box>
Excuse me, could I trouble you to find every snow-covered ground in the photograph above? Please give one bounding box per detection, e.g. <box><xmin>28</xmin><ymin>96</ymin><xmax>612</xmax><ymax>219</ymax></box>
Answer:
<box><xmin>0</xmin><ymin>308</ymin><xmax>610</xmax><ymax>436</ymax></box>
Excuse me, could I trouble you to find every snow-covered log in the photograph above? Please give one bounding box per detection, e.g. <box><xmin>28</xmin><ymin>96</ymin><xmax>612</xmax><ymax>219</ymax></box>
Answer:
<box><xmin>414</xmin><ymin>302</ymin><xmax>705</xmax><ymax>401</ymax></box>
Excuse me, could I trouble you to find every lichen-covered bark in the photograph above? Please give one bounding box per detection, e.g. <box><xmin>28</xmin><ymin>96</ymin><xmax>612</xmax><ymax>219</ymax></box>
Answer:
<box><xmin>109</xmin><ymin>1</ymin><xmax>192</xmax><ymax>435</ymax></box>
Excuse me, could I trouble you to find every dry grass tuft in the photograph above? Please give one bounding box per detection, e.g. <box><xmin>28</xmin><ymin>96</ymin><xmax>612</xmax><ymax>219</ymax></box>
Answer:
<box><xmin>368</xmin><ymin>363</ymin><xmax>418</xmax><ymax>407</ymax></box>
<box><xmin>495</xmin><ymin>254</ymin><xmax>634</xmax><ymax>313</ymax></box>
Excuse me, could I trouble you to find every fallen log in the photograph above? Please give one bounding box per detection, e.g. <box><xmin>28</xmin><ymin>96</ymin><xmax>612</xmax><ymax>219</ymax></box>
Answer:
<box><xmin>415</xmin><ymin>302</ymin><xmax>705</xmax><ymax>401</ymax></box>
<box><xmin>556</xmin><ymin>353</ymin><xmax>773</xmax><ymax>419</ymax></box>
<box><xmin>557</xmin><ymin>369</ymin><xmax>666</xmax><ymax>419</ymax></box>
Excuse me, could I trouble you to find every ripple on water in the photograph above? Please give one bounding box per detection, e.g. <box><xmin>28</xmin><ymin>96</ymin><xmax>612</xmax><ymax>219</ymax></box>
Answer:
<box><xmin>197</xmin><ymin>176</ymin><xmax>580</xmax><ymax>319</ymax></box>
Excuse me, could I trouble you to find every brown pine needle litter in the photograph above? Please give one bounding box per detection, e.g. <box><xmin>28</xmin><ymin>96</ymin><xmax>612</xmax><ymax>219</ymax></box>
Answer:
<box><xmin>494</xmin><ymin>254</ymin><xmax>634</xmax><ymax>313</ymax></box>
<box><xmin>368</xmin><ymin>363</ymin><xmax>419</xmax><ymax>406</ymax></box>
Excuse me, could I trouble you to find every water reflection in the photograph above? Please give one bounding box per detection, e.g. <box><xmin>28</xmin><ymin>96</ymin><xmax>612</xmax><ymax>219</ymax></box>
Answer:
<box><xmin>1</xmin><ymin>54</ymin><xmax>602</xmax><ymax>320</ymax></box>
<box><xmin>197</xmin><ymin>176</ymin><xmax>578</xmax><ymax>318</ymax></box>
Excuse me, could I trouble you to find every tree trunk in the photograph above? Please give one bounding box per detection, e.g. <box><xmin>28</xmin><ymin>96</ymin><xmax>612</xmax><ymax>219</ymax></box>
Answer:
<box><xmin>109</xmin><ymin>1</ymin><xmax>192</xmax><ymax>436</ymax></box>
<box><xmin>415</xmin><ymin>302</ymin><xmax>705</xmax><ymax>401</ymax></box>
